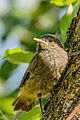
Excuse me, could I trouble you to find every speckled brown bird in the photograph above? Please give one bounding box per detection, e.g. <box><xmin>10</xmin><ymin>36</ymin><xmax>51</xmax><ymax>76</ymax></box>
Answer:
<box><xmin>12</xmin><ymin>34</ymin><xmax>68</xmax><ymax>114</ymax></box>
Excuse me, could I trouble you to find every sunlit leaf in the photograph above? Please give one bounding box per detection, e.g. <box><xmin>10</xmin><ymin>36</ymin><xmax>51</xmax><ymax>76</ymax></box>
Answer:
<box><xmin>60</xmin><ymin>1</ymin><xmax>80</xmax><ymax>43</ymax></box>
<box><xmin>3</xmin><ymin>48</ymin><xmax>34</xmax><ymax>63</ymax></box>
<box><xmin>18</xmin><ymin>107</ymin><xmax>41</xmax><ymax>120</ymax></box>
<box><xmin>0</xmin><ymin>98</ymin><xmax>16</xmax><ymax>120</ymax></box>
<box><xmin>51</xmin><ymin>0</ymin><xmax>77</xmax><ymax>6</ymax></box>
<box><xmin>0</xmin><ymin>98</ymin><xmax>15</xmax><ymax>113</ymax></box>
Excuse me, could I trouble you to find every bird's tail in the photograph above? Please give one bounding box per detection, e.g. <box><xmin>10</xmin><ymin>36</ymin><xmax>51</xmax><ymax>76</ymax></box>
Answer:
<box><xmin>12</xmin><ymin>96</ymin><xmax>34</xmax><ymax>112</ymax></box>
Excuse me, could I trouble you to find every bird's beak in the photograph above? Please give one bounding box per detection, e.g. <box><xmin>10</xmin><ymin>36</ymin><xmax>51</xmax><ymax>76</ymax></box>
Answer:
<box><xmin>33</xmin><ymin>38</ymin><xmax>48</xmax><ymax>45</ymax></box>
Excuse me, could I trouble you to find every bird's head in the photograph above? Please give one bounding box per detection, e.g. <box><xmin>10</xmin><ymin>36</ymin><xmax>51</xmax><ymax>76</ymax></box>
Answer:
<box><xmin>34</xmin><ymin>34</ymin><xmax>63</xmax><ymax>51</ymax></box>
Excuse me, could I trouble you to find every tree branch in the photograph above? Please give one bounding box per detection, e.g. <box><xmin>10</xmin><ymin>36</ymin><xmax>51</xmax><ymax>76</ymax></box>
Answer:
<box><xmin>42</xmin><ymin>7</ymin><xmax>80</xmax><ymax>120</ymax></box>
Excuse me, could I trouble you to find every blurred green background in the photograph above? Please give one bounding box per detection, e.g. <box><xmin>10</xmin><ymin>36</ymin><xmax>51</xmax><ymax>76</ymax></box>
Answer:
<box><xmin>0</xmin><ymin>0</ymin><xmax>79</xmax><ymax>119</ymax></box>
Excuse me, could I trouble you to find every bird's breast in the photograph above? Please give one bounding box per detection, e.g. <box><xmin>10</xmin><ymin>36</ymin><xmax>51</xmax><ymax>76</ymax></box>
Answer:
<box><xmin>38</xmin><ymin>47</ymin><xmax>68</xmax><ymax>81</ymax></box>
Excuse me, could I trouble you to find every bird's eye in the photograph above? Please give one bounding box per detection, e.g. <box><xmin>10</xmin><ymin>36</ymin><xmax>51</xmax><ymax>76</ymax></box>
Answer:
<box><xmin>49</xmin><ymin>39</ymin><xmax>53</xmax><ymax>42</ymax></box>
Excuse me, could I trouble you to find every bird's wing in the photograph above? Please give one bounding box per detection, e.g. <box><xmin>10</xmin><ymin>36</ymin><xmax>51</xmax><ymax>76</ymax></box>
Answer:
<box><xmin>19</xmin><ymin>53</ymin><xmax>39</xmax><ymax>88</ymax></box>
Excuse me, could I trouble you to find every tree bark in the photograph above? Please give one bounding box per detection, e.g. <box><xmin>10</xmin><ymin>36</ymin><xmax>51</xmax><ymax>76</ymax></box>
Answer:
<box><xmin>42</xmin><ymin>8</ymin><xmax>80</xmax><ymax>120</ymax></box>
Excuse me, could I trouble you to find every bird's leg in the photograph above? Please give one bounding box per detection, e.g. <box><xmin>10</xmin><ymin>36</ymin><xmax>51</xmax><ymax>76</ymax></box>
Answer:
<box><xmin>37</xmin><ymin>93</ymin><xmax>43</xmax><ymax>115</ymax></box>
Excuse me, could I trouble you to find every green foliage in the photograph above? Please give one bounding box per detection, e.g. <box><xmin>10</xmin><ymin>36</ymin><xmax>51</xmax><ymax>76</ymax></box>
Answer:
<box><xmin>0</xmin><ymin>111</ymin><xmax>8</xmax><ymax>120</ymax></box>
<box><xmin>3</xmin><ymin>48</ymin><xmax>34</xmax><ymax>63</ymax></box>
<box><xmin>60</xmin><ymin>1</ymin><xmax>80</xmax><ymax>43</ymax></box>
<box><xmin>51</xmin><ymin>0</ymin><xmax>77</xmax><ymax>6</ymax></box>
<box><xmin>0</xmin><ymin>60</ymin><xmax>18</xmax><ymax>81</ymax></box>
<box><xmin>8</xmin><ymin>89</ymin><xmax>18</xmax><ymax>98</ymax></box>
<box><xmin>0</xmin><ymin>98</ymin><xmax>15</xmax><ymax>120</ymax></box>
<box><xmin>1</xmin><ymin>0</ymin><xmax>80</xmax><ymax>120</ymax></box>
<box><xmin>19</xmin><ymin>107</ymin><xmax>41</xmax><ymax>120</ymax></box>
<box><xmin>0</xmin><ymin>98</ymin><xmax>14</xmax><ymax>113</ymax></box>
<box><xmin>4</xmin><ymin>113</ymin><xmax>13</xmax><ymax>120</ymax></box>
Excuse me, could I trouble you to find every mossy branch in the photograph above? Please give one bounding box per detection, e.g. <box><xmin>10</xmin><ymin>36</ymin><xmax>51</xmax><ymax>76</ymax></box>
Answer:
<box><xmin>42</xmin><ymin>8</ymin><xmax>80</xmax><ymax>120</ymax></box>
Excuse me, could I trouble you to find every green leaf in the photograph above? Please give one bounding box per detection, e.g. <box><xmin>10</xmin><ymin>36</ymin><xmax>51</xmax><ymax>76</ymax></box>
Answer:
<box><xmin>3</xmin><ymin>48</ymin><xmax>34</xmax><ymax>63</ymax></box>
<box><xmin>0</xmin><ymin>98</ymin><xmax>15</xmax><ymax>113</ymax></box>
<box><xmin>19</xmin><ymin>107</ymin><xmax>41</xmax><ymax>120</ymax></box>
<box><xmin>0</xmin><ymin>60</ymin><xmax>18</xmax><ymax>80</ymax></box>
<box><xmin>60</xmin><ymin>1</ymin><xmax>80</xmax><ymax>43</ymax></box>
<box><xmin>51</xmin><ymin>0</ymin><xmax>77</xmax><ymax>6</ymax></box>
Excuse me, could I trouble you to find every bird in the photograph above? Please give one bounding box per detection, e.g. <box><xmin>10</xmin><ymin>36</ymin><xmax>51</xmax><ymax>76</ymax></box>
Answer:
<box><xmin>12</xmin><ymin>34</ymin><xmax>68</xmax><ymax>114</ymax></box>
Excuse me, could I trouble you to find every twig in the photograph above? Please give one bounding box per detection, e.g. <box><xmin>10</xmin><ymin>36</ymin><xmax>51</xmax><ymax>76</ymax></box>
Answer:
<box><xmin>0</xmin><ymin>110</ymin><xmax>8</xmax><ymax>120</ymax></box>
<box><xmin>66</xmin><ymin>103</ymin><xmax>80</xmax><ymax>120</ymax></box>
<box><xmin>12</xmin><ymin>111</ymin><xmax>25</xmax><ymax>120</ymax></box>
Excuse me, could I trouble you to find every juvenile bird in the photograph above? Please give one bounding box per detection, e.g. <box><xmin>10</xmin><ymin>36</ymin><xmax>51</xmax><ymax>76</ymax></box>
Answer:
<box><xmin>12</xmin><ymin>34</ymin><xmax>68</xmax><ymax>114</ymax></box>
